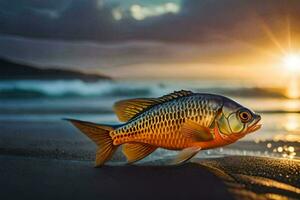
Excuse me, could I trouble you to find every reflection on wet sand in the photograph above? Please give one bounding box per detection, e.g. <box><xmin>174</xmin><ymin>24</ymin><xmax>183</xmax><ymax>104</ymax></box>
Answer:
<box><xmin>197</xmin><ymin>156</ymin><xmax>300</xmax><ymax>200</ymax></box>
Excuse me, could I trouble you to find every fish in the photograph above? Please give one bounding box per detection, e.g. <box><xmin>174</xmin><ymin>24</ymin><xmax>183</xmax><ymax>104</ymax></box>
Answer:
<box><xmin>65</xmin><ymin>90</ymin><xmax>262</xmax><ymax>167</ymax></box>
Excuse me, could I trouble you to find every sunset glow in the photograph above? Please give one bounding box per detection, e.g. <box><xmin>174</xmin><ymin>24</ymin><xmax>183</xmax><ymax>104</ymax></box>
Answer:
<box><xmin>2</xmin><ymin>1</ymin><xmax>300</xmax><ymax>199</ymax></box>
<box><xmin>286</xmin><ymin>78</ymin><xmax>300</xmax><ymax>99</ymax></box>
<box><xmin>283</xmin><ymin>53</ymin><xmax>300</xmax><ymax>72</ymax></box>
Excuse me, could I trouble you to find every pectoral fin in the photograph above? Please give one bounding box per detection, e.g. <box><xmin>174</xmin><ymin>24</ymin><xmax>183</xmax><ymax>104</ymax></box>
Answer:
<box><xmin>123</xmin><ymin>143</ymin><xmax>157</xmax><ymax>164</ymax></box>
<box><xmin>171</xmin><ymin>147</ymin><xmax>201</xmax><ymax>165</ymax></box>
<box><xmin>181</xmin><ymin>120</ymin><xmax>214</xmax><ymax>141</ymax></box>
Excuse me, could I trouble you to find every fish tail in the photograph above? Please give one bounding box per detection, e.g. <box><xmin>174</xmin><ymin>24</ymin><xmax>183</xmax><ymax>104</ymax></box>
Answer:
<box><xmin>64</xmin><ymin>118</ymin><xmax>119</xmax><ymax>167</ymax></box>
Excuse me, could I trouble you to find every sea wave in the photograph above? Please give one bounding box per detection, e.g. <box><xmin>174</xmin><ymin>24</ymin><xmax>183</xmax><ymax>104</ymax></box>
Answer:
<box><xmin>0</xmin><ymin>80</ymin><xmax>287</xmax><ymax>99</ymax></box>
<box><xmin>0</xmin><ymin>80</ymin><xmax>154</xmax><ymax>98</ymax></box>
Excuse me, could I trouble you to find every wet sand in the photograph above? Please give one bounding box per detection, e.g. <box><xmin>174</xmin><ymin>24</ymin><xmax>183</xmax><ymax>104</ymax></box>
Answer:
<box><xmin>0</xmin><ymin>155</ymin><xmax>234</xmax><ymax>200</ymax></box>
<box><xmin>196</xmin><ymin>156</ymin><xmax>300</xmax><ymax>200</ymax></box>
<box><xmin>1</xmin><ymin>155</ymin><xmax>299</xmax><ymax>200</ymax></box>
<box><xmin>1</xmin><ymin>121</ymin><xmax>300</xmax><ymax>200</ymax></box>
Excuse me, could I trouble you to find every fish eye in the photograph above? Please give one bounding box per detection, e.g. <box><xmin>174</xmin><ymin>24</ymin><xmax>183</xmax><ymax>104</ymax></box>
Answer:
<box><xmin>238</xmin><ymin>109</ymin><xmax>252</xmax><ymax>123</ymax></box>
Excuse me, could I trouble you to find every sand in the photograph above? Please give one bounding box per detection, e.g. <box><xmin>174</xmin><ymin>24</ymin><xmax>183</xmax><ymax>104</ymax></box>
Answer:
<box><xmin>0</xmin><ymin>155</ymin><xmax>234</xmax><ymax>200</ymax></box>
<box><xmin>1</xmin><ymin>155</ymin><xmax>299</xmax><ymax>200</ymax></box>
<box><xmin>1</xmin><ymin>121</ymin><xmax>300</xmax><ymax>200</ymax></box>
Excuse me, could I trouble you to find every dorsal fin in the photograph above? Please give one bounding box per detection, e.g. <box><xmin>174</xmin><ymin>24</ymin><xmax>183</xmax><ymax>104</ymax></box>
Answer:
<box><xmin>113</xmin><ymin>98</ymin><xmax>159</xmax><ymax>122</ymax></box>
<box><xmin>113</xmin><ymin>90</ymin><xmax>193</xmax><ymax>122</ymax></box>
<box><xmin>158</xmin><ymin>90</ymin><xmax>193</xmax><ymax>102</ymax></box>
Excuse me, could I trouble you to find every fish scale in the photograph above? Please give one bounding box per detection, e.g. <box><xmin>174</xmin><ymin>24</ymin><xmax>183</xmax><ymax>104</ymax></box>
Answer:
<box><xmin>111</xmin><ymin>94</ymin><xmax>222</xmax><ymax>149</ymax></box>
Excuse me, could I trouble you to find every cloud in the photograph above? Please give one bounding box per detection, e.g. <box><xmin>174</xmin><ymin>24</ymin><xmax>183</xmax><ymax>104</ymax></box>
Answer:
<box><xmin>0</xmin><ymin>0</ymin><xmax>299</xmax><ymax>44</ymax></box>
<box><xmin>0</xmin><ymin>0</ymin><xmax>300</xmax><ymax>79</ymax></box>
<box><xmin>0</xmin><ymin>35</ymin><xmax>229</xmax><ymax>69</ymax></box>
<box><xmin>0</xmin><ymin>34</ymin><xmax>276</xmax><ymax>77</ymax></box>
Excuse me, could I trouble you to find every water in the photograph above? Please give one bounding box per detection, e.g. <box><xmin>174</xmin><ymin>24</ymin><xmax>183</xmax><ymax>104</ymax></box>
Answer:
<box><xmin>0</xmin><ymin>79</ymin><xmax>299</xmax><ymax>160</ymax></box>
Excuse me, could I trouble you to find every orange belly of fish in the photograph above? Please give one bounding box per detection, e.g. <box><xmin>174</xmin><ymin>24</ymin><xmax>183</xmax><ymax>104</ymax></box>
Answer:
<box><xmin>113</xmin><ymin>127</ymin><xmax>231</xmax><ymax>151</ymax></box>
<box><xmin>191</xmin><ymin>126</ymin><xmax>234</xmax><ymax>150</ymax></box>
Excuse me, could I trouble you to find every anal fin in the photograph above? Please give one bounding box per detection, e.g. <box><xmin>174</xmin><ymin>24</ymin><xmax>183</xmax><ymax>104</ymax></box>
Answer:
<box><xmin>123</xmin><ymin>143</ymin><xmax>157</xmax><ymax>164</ymax></box>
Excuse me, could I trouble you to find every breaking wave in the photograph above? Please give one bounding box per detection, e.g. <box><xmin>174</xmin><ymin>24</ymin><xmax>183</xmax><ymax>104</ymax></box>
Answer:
<box><xmin>0</xmin><ymin>80</ymin><xmax>287</xmax><ymax>99</ymax></box>
<box><xmin>0</xmin><ymin>80</ymin><xmax>153</xmax><ymax>98</ymax></box>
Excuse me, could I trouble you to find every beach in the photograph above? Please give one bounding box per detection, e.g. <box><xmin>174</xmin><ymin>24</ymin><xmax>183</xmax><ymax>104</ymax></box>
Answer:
<box><xmin>1</xmin><ymin>130</ymin><xmax>299</xmax><ymax>200</ymax></box>
<box><xmin>0</xmin><ymin>116</ymin><xmax>299</xmax><ymax>200</ymax></box>
<box><xmin>0</xmin><ymin>156</ymin><xmax>234</xmax><ymax>200</ymax></box>
<box><xmin>0</xmin><ymin>80</ymin><xmax>300</xmax><ymax>200</ymax></box>
<box><xmin>2</xmin><ymin>155</ymin><xmax>299</xmax><ymax>200</ymax></box>
<box><xmin>2</xmin><ymin>1</ymin><xmax>300</xmax><ymax>199</ymax></box>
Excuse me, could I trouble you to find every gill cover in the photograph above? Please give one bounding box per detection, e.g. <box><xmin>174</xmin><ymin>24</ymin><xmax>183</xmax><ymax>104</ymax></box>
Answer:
<box><xmin>217</xmin><ymin>111</ymin><xmax>232</xmax><ymax>135</ymax></box>
<box><xmin>217</xmin><ymin>99</ymin><xmax>250</xmax><ymax>135</ymax></box>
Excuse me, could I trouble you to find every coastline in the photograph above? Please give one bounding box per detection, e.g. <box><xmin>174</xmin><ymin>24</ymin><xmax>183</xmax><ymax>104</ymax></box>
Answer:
<box><xmin>0</xmin><ymin>109</ymin><xmax>299</xmax><ymax>200</ymax></box>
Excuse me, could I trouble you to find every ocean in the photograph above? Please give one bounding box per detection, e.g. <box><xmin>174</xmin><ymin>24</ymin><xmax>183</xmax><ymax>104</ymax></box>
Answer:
<box><xmin>0</xmin><ymin>79</ymin><xmax>299</xmax><ymax>161</ymax></box>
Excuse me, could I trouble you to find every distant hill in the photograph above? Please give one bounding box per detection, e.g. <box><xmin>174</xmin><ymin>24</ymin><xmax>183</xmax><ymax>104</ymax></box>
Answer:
<box><xmin>0</xmin><ymin>58</ymin><xmax>111</xmax><ymax>81</ymax></box>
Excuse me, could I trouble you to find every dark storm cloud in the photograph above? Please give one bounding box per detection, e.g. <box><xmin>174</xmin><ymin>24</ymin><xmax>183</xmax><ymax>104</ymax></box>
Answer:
<box><xmin>1</xmin><ymin>0</ymin><xmax>300</xmax><ymax>43</ymax></box>
<box><xmin>0</xmin><ymin>36</ymin><xmax>228</xmax><ymax>69</ymax></box>
<box><xmin>0</xmin><ymin>0</ymin><xmax>114</xmax><ymax>40</ymax></box>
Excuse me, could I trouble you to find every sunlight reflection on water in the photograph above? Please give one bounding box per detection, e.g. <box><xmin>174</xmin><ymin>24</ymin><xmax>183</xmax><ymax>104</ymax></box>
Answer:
<box><xmin>286</xmin><ymin>75</ymin><xmax>300</xmax><ymax>99</ymax></box>
<box><xmin>284</xmin><ymin>114</ymin><xmax>300</xmax><ymax>132</ymax></box>
<box><xmin>242</xmin><ymin>113</ymin><xmax>300</xmax><ymax>142</ymax></box>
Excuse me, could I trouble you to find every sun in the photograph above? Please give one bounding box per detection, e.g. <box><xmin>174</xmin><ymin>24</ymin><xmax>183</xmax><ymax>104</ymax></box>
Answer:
<box><xmin>283</xmin><ymin>53</ymin><xmax>300</xmax><ymax>72</ymax></box>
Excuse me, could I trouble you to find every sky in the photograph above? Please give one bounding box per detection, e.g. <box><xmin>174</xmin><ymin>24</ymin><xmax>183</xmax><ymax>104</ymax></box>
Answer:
<box><xmin>0</xmin><ymin>0</ymin><xmax>300</xmax><ymax>81</ymax></box>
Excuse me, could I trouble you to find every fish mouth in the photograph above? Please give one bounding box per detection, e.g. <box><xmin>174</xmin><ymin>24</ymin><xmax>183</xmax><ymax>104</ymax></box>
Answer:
<box><xmin>247</xmin><ymin>115</ymin><xmax>262</xmax><ymax>133</ymax></box>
